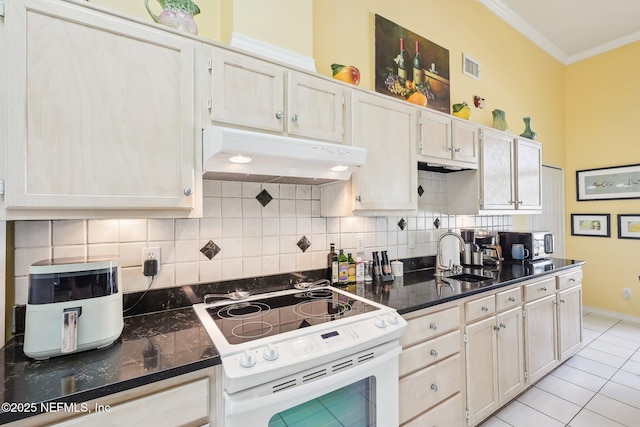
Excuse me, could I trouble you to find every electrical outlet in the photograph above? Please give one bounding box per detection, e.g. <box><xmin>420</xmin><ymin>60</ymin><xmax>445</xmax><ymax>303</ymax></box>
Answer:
<box><xmin>623</xmin><ymin>288</ymin><xmax>631</xmax><ymax>299</ymax></box>
<box><xmin>356</xmin><ymin>235</ymin><xmax>365</xmax><ymax>253</ymax></box>
<box><xmin>141</xmin><ymin>247</ymin><xmax>161</xmax><ymax>274</ymax></box>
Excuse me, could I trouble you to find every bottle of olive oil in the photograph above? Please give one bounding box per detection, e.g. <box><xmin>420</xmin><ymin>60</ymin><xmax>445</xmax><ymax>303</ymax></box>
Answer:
<box><xmin>328</xmin><ymin>243</ymin><xmax>338</xmax><ymax>284</ymax></box>
<box><xmin>347</xmin><ymin>253</ymin><xmax>356</xmax><ymax>284</ymax></box>
<box><xmin>338</xmin><ymin>249</ymin><xmax>348</xmax><ymax>285</ymax></box>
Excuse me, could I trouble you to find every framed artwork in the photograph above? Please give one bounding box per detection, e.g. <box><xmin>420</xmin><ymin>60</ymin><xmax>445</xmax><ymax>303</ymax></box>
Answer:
<box><xmin>576</xmin><ymin>164</ymin><xmax>640</xmax><ymax>201</ymax></box>
<box><xmin>618</xmin><ymin>214</ymin><xmax>640</xmax><ymax>239</ymax></box>
<box><xmin>571</xmin><ymin>214</ymin><xmax>611</xmax><ymax>237</ymax></box>
<box><xmin>374</xmin><ymin>14</ymin><xmax>450</xmax><ymax>113</ymax></box>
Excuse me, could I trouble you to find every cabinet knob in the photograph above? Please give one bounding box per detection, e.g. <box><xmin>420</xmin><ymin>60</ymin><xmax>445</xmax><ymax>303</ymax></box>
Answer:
<box><xmin>454</xmin><ymin>147</ymin><xmax>461</xmax><ymax>152</ymax></box>
<box><xmin>430</xmin><ymin>349</ymin><xmax>438</xmax><ymax>357</ymax></box>
<box><xmin>540</xmin><ymin>287</ymin><xmax>548</xmax><ymax>292</ymax></box>
<box><xmin>291</xmin><ymin>114</ymin><xmax>298</xmax><ymax>122</ymax></box>
<box><xmin>355</xmin><ymin>195</ymin><xmax>362</xmax><ymax>202</ymax></box>
<box><xmin>430</xmin><ymin>383</ymin><xmax>438</xmax><ymax>392</ymax></box>
<box><xmin>275</xmin><ymin>111</ymin><xmax>284</xmax><ymax>120</ymax></box>
<box><xmin>508</xmin><ymin>296</ymin><xmax>516</xmax><ymax>302</ymax></box>
<box><xmin>499</xmin><ymin>323</ymin><xmax>507</xmax><ymax>329</ymax></box>
<box><xmin>183</xmin><ymin>187</ymin><xmax>193</xmax><ymax>196</ymax></box>
<box><xmin>481</xmin><ymin>306</ymin><xmax>489</xmax><ymax>312</ymax></box>
<box><xmin>560</xmin><ymin>299</ymin><xmax>566</xmax><ymax>304</ymax></box>
<box><xmin>517</xmin><ymin>200</ymin><xmax>523</xmax><ymax>205</ymax></box>
<box><xmin>493</xmin><ymin>325</ymin><xmax>501</xmax><ymax>331</ymax></box>
<box><xmin>569</xmin><ymin>278</ymin><xmax>576</xmax><ymax>282</ymax></box>
<box><xmin>429</xmin><ymin>323</ymin><xmax>438</xmax><ymax>330</ymax></box>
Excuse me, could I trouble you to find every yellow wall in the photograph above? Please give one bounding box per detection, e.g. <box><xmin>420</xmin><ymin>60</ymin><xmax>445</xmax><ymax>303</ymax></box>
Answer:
<box><xmin>565</xmin><ymin>42</ymin><xmax>640</xmax><ymax>316</ymax></box>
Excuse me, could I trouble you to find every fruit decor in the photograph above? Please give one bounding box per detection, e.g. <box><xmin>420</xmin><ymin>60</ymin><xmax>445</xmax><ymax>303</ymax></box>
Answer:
<box><xmin>452</xmin><ymin>102</ymin><xmax>471</xmax><ymax>119</ymax></box>
<box><xmin>145</xmin><ymin>0</ymin><xmax>200</xmax><ymax>34</ymax></box>
<box><xmin>331</xmin><ymin>64</ymin><xmax>361</xmax><ymax>86</ymax></box>
<box><xmin>382</xmin><ymin>67</ymin><xmax>435</xmax><ymax>106</ymax></box>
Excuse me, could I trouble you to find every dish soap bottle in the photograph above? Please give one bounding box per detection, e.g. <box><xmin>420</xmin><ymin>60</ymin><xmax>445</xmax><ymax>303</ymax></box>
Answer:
<box><xmin>338</xmin><ymin>249</ymin><xmax>348</xmax><ymax>285</ymax></box>
<box><xmin>347</xmin><ymin>253</ymin><xmax>356</xmax><ymax>284</ymax></box>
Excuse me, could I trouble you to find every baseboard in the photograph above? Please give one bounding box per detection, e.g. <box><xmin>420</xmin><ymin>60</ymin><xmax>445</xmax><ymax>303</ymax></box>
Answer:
<box><xmin>229</xmin><ymin>32</ymin><xmax>316</xmax><ymax>72</ymax></box>
<box><xmin>583</xmin><ymin>305</ymin><xmax>640</xmax><ymax>324</ymax></box>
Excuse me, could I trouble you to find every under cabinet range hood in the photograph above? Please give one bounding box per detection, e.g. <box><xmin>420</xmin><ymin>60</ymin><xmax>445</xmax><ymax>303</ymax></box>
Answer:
<box><xmin>202</xmin><ymin>126</ymin><xmax>366</xmax><ymax>185</ymax></box>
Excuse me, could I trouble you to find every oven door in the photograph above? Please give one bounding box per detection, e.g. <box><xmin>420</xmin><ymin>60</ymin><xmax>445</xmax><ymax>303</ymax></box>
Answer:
<box><xmin>223</xmin><ymin>340</ymin><xmax>401</xmax><ymax>427</ymax></box>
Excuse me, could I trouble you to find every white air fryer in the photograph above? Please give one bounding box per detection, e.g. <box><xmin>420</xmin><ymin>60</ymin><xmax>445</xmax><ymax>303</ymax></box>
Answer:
<box><xmin>23</xmin><ymin>258</ymin><xmax>124</xmax><ymax>360</ymax></box>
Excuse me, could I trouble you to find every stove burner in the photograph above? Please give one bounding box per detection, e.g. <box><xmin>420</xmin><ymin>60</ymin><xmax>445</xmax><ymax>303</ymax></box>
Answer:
<box><xmin>231</xmin><ymin>321</ymin><xmax>274</xmax><ymax>339</ymax></box>
<box><xmin>293</xmin><ymin>299</ymin><xmax>352</xmax><ymax>318</ymax></box>
<box><xmin>217</xmin><ymin>302</ymin><xmax>270</xmax><ymax>320</ymax></box>
<box><xmin>304</xmin><ymin>289</ymin><xmax>334</xmax><ymax>299</ymax></box>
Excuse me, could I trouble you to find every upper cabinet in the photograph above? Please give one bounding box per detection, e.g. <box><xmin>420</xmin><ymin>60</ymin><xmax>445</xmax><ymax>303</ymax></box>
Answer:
<box><xmin>419</xmin><ymin>110</ymin><xmax>479</xmax><ymax>169</ymax></box>
<box><xmin>2</xmin><ymin>0</ymin><xmax>198</xmax><ymax>218</ymax></box>
<box><xmin>446</xmin><ymin>129</ymin><xmax>542</xmax><ymax>215</ymax></box>
<box><xmin>321</xmin><ymin>91</ymin><xmax>418</xmax><ymax>216</ymax></box>
<box><xmin>207</xmin><ymin>47</ymin><xmax>348</xmax><ymax>144</ymax></box>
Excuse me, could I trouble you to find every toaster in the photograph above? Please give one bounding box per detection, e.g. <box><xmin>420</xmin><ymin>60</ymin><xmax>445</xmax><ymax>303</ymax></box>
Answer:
<box><xmin>23</xmin><ymin>258</ymin><xmax>123</xmax><ymax>360</ymax></box>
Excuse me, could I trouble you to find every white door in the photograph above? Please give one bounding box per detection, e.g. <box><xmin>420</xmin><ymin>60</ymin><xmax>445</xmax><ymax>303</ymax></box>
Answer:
<box><xmin>529</xmin><ymin>165</ymin><xmax>566</xmax><ymax>257</ymax></box>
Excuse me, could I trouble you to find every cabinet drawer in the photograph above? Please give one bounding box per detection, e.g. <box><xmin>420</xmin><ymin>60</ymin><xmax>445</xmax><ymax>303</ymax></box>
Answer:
<box><xmin>401</xmin><ymin>306</ymin><xmax>460</xmax><ymax>347</ymax></box>
<box><xmin>399</xmin><ymin>354</ymin><xmax>462</xmax><ymax>424</ymax></box>
<box><xmin>399</xmin><ymin>330</ymin><xmax>460</xmax><ymax>377</ymax></box>
<box><xmin>496</xmin><ymin>286</ymin><xmax>522</xmax><ymax>311</ymax></box>
<box><xmin>402</xmin><ymin>393</ymin><xmax>463</xmax><ymax>427</ymax></box>
<box><xmin>465</xmin><ymin>294</ymin><xmax>496</xmax><ymax>322</ymax></box>
<box><xmin>557</xmin><ymin>269</ymin><xmax>583</xmax><ymax>290</ymax></box>
<box><xmin>524</xmin><ymin>277</ymin><xmax>556</xmax><ymax>302</ymax></box>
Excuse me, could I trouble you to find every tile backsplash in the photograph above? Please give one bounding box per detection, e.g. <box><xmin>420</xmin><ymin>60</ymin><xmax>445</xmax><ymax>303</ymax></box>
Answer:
<box><xmin>11</xmin><ymin>171</ymin><xmax>512</xmax><ymax>304</ymax></box>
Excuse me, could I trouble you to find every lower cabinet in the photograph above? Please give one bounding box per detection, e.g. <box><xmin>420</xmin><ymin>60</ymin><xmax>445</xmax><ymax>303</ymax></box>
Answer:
<box><xmin>399</xmin><ymin>304</ymin><xmax>463</xmax><ymax>426</ymax></box>
<box><xmin>17</xmin><ymin>366</ymin><xmax>221</xmax><ymax>427</ymax></box>
<box><xmin>399</xmin><ymin>266</ymin><xmax>583</xmax><ymax>427</ymax></box>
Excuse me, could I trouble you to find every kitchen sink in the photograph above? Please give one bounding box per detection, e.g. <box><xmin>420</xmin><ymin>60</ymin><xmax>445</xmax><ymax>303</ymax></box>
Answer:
<box><xmin>442</xmin><ymin>273</ymin><xmax>493</xmax><ymax>283</ymax></box>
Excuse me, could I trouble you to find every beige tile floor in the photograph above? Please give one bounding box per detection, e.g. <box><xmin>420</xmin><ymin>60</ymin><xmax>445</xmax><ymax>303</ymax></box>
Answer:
<box><xmin>481</xmin><ymin>312</ymin><xmax>640</xmax><ymax>427</ymax></box>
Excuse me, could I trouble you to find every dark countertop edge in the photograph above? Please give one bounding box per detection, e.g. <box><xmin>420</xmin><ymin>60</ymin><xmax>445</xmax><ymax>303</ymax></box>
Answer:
<box><xmin>396</xmin><ymin>260</ymin><xmax>586</xmax><ymax>315</ymax></box>
<box><xmin>0</xmin><ymin>357</ymin><xmax>221</xmax><ymax>425</ymax></box>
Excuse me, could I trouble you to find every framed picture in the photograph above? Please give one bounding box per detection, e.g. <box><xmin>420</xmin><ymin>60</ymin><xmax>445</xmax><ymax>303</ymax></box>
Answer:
<box><xmin>576</xmin><ymin>164</ymin><xmax>640</xmax><ymax>201</ymax></box>
<box><xmin>374</xmin><ymin>14</ymin><xmax>450</xmax><ymax>113</ymax></box>
<box><xmin>571</xmin><ymin>214</ymin><xmax>611</xmax><ymax>237</ymax></box>
<box><xmin>618</xmin><ymin>214</ymin><xmax>640</xmax><ymax>239</ymax></box>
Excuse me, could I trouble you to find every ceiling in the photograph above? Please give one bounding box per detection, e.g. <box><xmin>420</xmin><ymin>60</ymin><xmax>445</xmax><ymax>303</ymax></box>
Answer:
<box><xmin>479</xmin><ymin>0</ymin><xmax>640</xmax><ymax>64</ymax></box>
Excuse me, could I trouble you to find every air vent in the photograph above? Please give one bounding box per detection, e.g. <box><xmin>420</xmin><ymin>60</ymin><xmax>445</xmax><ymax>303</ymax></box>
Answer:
<box><xmin>332</xmin><ymin>359</ymin><xmax>354</xmax><ymax>372</ymax></box>
<box><xmin>302</xmin><ymin>369</ymin><xmax>327</xmax><ymax>382</ymax></box>
<box><xmin>358</xmin><ymin>352</ymin><xmax>375</xmax><ymax>363</ymax></box>
<box><xmin>463</xmin><ymin>53</ymin><xmax>480</xmax><ymax>79</ymax></box>
<box><xmin>273</xmin><ymin>379</ymin><xmax>297</xmax><ymax>393</ymax></box>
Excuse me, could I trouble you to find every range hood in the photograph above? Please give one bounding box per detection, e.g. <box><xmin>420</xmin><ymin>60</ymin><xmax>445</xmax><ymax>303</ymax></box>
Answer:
<box><xmin>202</xmin><ymin>126</ymin><xmax>366</xmax><ymax>185</ymax></box>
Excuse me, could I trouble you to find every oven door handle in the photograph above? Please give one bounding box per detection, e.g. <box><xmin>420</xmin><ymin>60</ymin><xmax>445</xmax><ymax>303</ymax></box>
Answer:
<box><xmin>224</xmin><ymin>342</ymin><xmax>401</xmax><ymax>416</ymax></box>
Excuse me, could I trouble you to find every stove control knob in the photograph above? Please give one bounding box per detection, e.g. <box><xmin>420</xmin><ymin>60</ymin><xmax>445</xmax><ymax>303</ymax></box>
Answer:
<box><xmin>239</xmin><ymin>350</ymin><xmax>257</xmax><ymax>368</ymax></box>
<box><xmin>386</xmin><ymin>314</ymin><xmax>399</xmax><ymax>325</ymax></box>
<box><xmin>263</xmin><ymin>343</ymin><xmax>279</xmax><ymax>361</ymax></box>
<box><xmin>374</xmin><ymin>317</ymin><xmax>387</xmax><ymax>329</ymax></box>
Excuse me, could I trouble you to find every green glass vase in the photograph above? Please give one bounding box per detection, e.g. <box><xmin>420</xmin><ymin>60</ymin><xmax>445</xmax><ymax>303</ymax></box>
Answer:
<box><xmin>492</xmin><ymin>109</ymin><xmax>508</xmax><ymax>131</ymax></box>
<box><xmin>520</xmin><ymin>117</ymin><xmax>537</xmax><ymax>140</ymax></box>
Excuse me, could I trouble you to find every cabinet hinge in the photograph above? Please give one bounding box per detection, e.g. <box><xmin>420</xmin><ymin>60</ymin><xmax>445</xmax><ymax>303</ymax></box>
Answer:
<box><xmin>522</xmin><ymin>310</ymin><xmax>527</xmax><ymax>318</ymax></box>
<box><xmin>419</xmin><ymin>141</ymin><xmax>424</xmax><ymax>149</ymax></box>
<box><xmin>0</xmin><ymin>179</ymin><xmax>4</xmax><ymax>195</ymax></box>
<box><xmin>465</xmin><ymin>409</ymin><xmax>470</xmax><ymax>420</ymax></box>
<box><xmin>524</xmin><ymin>371</ymin><xmax>529</xmax><ymax>379</ymax></box>
<box><xmin>342</xmin><ymin>96</ymin><xmax>345</xmax><ymax>105</ymax></box>
<box><xmin>478</xmin><ymin>128</ymin><xmax>483</xmax><ymax>141</ymax></box>
<box><xmin>418</xmin><ymin>116</ymin><xmax>424</xmax><ymax>125</ymax></box>
<box><xmin>206</xmin><ymin>98</ymin><xmax>212</xmax><ymax>111</ymax></box>
<box><xmin>463</xmin><ymin>333</ymin><xmax>469</xmax><ymax>343</ymax></box>
<box><xmin>207</xmin><ymin>57</ymin><xmax>213</xmax><ymax>71</ymax></box>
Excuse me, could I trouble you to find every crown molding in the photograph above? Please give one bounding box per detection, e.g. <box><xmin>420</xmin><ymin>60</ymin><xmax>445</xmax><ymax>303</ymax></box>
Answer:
<box><xmin>229</xmin><ymin>32</ymin><xmax>316</xmax><ymax>72</ymax></box>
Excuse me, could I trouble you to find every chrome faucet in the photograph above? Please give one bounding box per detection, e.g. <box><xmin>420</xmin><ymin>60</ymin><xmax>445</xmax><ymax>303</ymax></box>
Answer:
<box><xmin>435</xmin><ymin>229</ymin><xmax>466</xmax><ymax>277</ymax></box>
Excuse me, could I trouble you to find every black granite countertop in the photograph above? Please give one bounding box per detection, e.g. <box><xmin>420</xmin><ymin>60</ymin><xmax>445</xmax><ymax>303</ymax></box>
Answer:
<box><xmin>0</xmin><ymin>257</ymin><xmax>584</xmax><ymax>425</ymax></box>
<box><xmin>0</xmin><ymin>308</ymin><xmax>219</xmax><ymax>425</ymax></box>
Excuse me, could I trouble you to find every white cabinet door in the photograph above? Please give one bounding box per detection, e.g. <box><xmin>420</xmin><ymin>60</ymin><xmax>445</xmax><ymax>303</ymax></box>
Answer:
<box><xmin>350</xmin><ymin>91</ymin><xmax>418</xmax><ymax>213</ymax></box>
<box><xmin>465</xmin><ymin>316</ymin><xmax>499</xmax><ymax>425</ymax></box>
<box><xmin>287</xmin><ymin>71</ymin><xmax>346</xmax><ymax>143</ymax></box>
<box><xmin>496</xmin><ymin>307</ymin><xmax>525</xmax><ymax>403</ymax></box>
<box><xmin>515</xmin><ymin>138</ymin><xmax>542</xmax><ymax>210</ymax></box>
<box><xmin>419</xmin><ymin>111</ymin><xmax>478</xmax><ymax>167</ymax></box>
<box><xmin>209</xmin><ymin>48</ymin><xmax>347</xmax><ymax>143</ymax></box>
<box><xmin>558</xmin><ymin>285</ymin><xmax>583</xmax><ymax>360</ymax></box>
<box><xmin>210</xmin><ymin>48</ymin><xmax>285</xmax><ymax>132</ymax></box>
<box><xmin>5</xmin><ymin>0</ymin><xmax>196</xmax><ymax>212</ymax></box>
<box><xmin>480</xmin><ymin>129</ymin><xmax>515</xmax><ymax>210</ymax></box>
<box><xmin>524</xmin><ymin>294</ymin><xmax>558</xmax><ymax>383</ymax></box>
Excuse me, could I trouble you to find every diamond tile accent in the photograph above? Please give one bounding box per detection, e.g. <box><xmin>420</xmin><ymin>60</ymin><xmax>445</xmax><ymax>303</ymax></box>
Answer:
<box><xmin>418</xmin><ymin>185</ymin><xmax>425</xmax><ymax>197</ymax></box>
<box><xmin>200</xmin><ymin>240</ymin><xmax>221</xmax><ymax>260</ymax></box>
<box><xmin>256</xmin><ymin>189</ymin><xmax>273</xmax><ymax>207</ymax></box>
<box><xmin>433</xmin><ymin>217</ymin><xmax>440</xmax><ymax>229</ymax></box>
<box><xmin>297</xmin><ymin>236</ymin><xmax>311</xmax><ymax>253</ymax></box>
<box><xmin>398</xmin><ymin>218</ymin><xmax>407</xmax><ymax>230</ymax></box>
